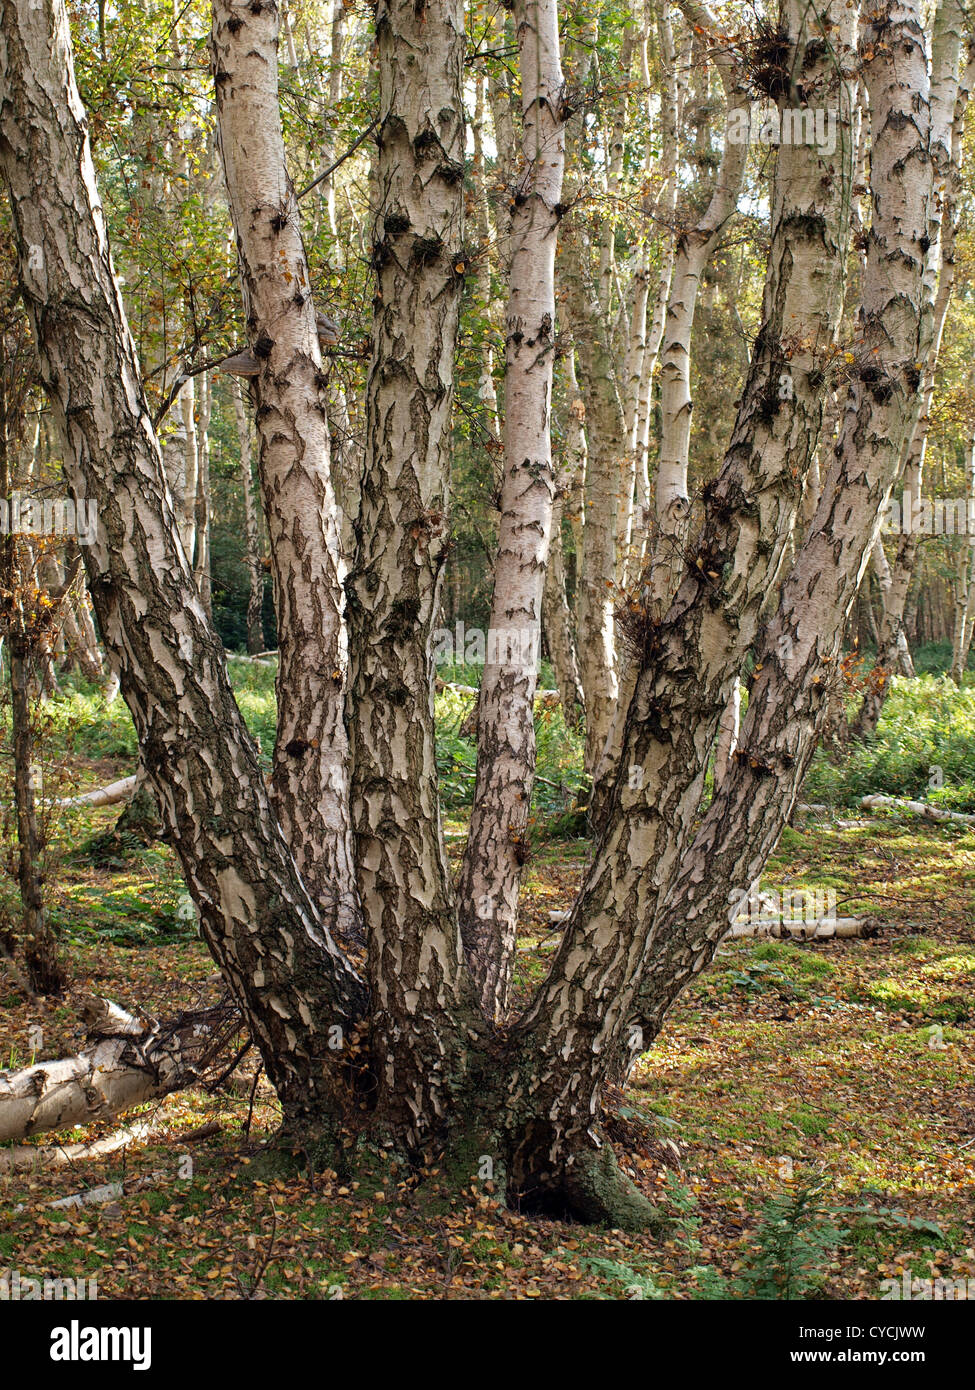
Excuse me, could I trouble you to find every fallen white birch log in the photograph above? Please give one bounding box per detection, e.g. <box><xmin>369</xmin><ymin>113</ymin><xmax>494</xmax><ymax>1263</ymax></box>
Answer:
<box><xmin>45</xmin><ymin>1172</ymin><xmax>164</xmax><ymax>1212</ymax></box>
<box><xmin>550</xmin><ymin>907</ymin><xmax>872</xmax><ymax>940</ymax></box>
<box><xmin>860</xmin><ymin>794</ymin><xmax>975</xmax><ymax>825</ymax></box>
<box><xmin>0</xmin><ymin>997</ymin><xmax>238</xmax><ymax>1145</ymax></box>
<box><xmin>228</xmin><ymin>653</ymin><xmax>276</xmax><ymax>668</ymax></box>
<box><xmin>0</xmin><ymin>1119</ymin><xmax>152</xmax><ymax>1173</ymax></box>
<box><xmin>12</xmin><ymin>1170</ymin><xmax>165</xmax><ymax>1217</ymax></box>
<box><xmin>727</xmin><ymin>916</ymin><xmax>872</xmax><ymax>939</ymax></box>
<box><xmin>53</xmin><ymin>775</ymin><xmax>136</xmax><ymax>809</ymax></box>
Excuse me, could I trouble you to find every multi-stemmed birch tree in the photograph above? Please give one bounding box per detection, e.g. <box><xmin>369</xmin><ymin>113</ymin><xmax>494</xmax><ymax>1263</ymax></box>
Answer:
<box><xmin>0</xmin><ymin>0</ymin><xmax>955</xmax><ymax>1225</ymax></box>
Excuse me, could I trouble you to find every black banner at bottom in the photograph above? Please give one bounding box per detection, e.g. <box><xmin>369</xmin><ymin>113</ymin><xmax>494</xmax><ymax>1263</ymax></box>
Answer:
<box><xmin>3</xmin><ymin>1297</ymin><xmax>968</xmax><ymax>1378</ymax></box>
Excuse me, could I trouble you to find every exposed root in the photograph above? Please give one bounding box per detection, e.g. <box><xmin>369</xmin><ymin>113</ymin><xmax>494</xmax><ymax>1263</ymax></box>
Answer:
<box><xmin>561</xmin><ymin>1143</ymin><xmax>665</xmax><ymax>1233</ymax></box>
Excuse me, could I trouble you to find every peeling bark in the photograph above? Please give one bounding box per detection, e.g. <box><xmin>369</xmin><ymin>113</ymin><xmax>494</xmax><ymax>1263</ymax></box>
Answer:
<box><xmin>457</xmin><ymin>0</ymin><xmax>567</xmax><ymax>1018</ymax></box>
<box><xmin>346</xmin><ymin>0</ymin><xmax>483</xmax><ymax>1137</ymax></box>
<box><xmin>652</xmin><ymin>0</ymin><xmax>750</xmax><ymax>602</ymax></box>
<box><xmin>0</xmin><ymin>0</ymin><xmax>366</xmax><ymax>1133</ymax></box>
<box><xmin>622</xmin><ymin>0</ymin><xmax>936</xmax><ymax>1064</ymax></box>
<box><xmin>211</xmin><ymin>0</ymin><xmax>362</xmax><ymax>947</ymax></box>
<box><xmin>0</xmin><ymin>997</ymin><xmax>236</xmax><ymax>1144</ymax></box>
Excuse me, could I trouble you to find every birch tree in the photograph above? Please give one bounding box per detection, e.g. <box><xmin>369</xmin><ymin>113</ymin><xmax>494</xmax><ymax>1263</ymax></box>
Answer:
<box><xmin>211</xmin><ymin>0</ymin><xmax>361</xmax><ymax>947</ymax></box>
<box><xmin>650</xmin><ymin>0</ymin><xmax>750</xmax><ymax>602</ymax></box>
<box><xmin>0</xmin><ymin>0</ymin><xmax>366</xmax><ymax>1141</ymax></box>
<box><xmin>456</xmin><ymin>0</ymin><xmax>567</xmax><ymax>1017</ymax></box>
<box><xmin>856</xmin><ymin>8</ymin><xmax>970</xmax><ymax>733</ymax></box>
<box><xmin>0</xmin><ymin>0</ymin><xmax>948</xmax><ymax>1227</ymax></box>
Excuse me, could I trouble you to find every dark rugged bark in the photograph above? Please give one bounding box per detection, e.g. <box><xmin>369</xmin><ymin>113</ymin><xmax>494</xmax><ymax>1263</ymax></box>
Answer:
<box><xmin>506</xmin><ymin>0</ymin><xmax>928</xmax><ymax>1132</ymax></box>
<box><xmin>620</xmin><ymin>0</ymin><xmax>938</xmax><ymax>1065</ymax></box>
<box><xmin>0</xmin><ymin>0</ymin><xmax>365</xmax><ymax>1137</ymax></box>
<box><xmin>345</xmin><ymin>0</ymin><xmax>484</xmax><ymax>1142</ymax></box>
<box><xmin>855</xmin><ymin>0</ymin><xmax>969</xmax><ymax>735</ymax></box>
<box><xmin>0</xmin><ymin>0</ymin><xmax>949</xmax><ymax>1236</ymax></box>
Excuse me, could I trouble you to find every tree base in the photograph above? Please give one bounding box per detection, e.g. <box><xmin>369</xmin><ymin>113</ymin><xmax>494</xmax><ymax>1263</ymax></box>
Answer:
<box><xmin>240</xmin><ymin>1110</ymin><xmax>662</xmax><ymax>1233</ymax></box>
<box><xmin>561</xmin><ymin>1144</ymin><xmax>664</xmax><ymax>1232</ymax></box>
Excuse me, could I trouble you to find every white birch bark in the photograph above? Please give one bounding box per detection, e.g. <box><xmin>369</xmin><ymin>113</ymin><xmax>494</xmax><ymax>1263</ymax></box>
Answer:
<box><xmin>457</xmin><ymin>0</ymin><xmax>567</xmax><ymax>1015</ymax></box>
<box><xmin>0</xmin><ymin>998</ymin><xmax>228</xmax><ymax>1143</ymax></box>
<box><xmin>211</xmin><ymin>0</ymin><xmax>361</xmax><ymax>945</ymax></box>
<box><xmin>857</xmin><ymin>9</ymin><xmax>969</xmax><ymax>730</ymax></box>
<box><xmin>231</xmin><ymin>378</ymin><xmax>266</xmax><ymax>654</ymax></box>
<box><xmin>193</xmin><ymin>370</ymin><xmax>212</xmax><ymax>612</ymax></box>
<box><xmin>621</xmin><ymin>0</ymin><xmax>937</xmax><ymax>1061</ymax></box>
<box><xmin>651</xmin><ymin>0</ymin><xmax>750</xmax><ymax>602</ymax></box>
<box><xmin>507</xmin><ymin>0</ymin><xmax>873</xmax><ymax>1160</ymax></box>
<box><xmin>472</xmin><ymin>72</ymin><xmax>501</xmax><ymax>438</ymax></box>
<box><xmin>635</xmin><ymin>13</ymin><xmax>686</xmax><ymax>525</ymax></box>
<box><xmin>950</xmin><ymin>386</ymin><xmax>975</xmax><ymax>683</ymax></box>
<box><xmin>179</xmin><ymin>375</ymin><xmax>199</xmax><ymax>563</ymax></box>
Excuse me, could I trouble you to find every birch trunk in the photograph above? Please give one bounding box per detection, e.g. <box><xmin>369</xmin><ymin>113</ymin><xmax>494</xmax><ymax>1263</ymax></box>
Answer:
<box><xmin>211</xmin><ymin>0</ymin><xmax>361</xmax><ymax>946</ymax></box>
<box><xmin>9</xmin><ymin>631</ymin><xmax>60</xmax><ymax>993</ymax></box>
<box><xmin>950</xmin><ymin>395</ymin><xmax>975</xmax><ymax>683</ymax></box>
<box><xmin>506</xmin><ymin>0</ymin><xmax>873</xmax><ymax>1159</ymax></box>
<box><xmin>651</xmin><ymin>0</ymin><xmax>750</xmax><ymax>602</ymax></box>
<box><xmin>542</xmin><ymin>485</ymin><xmax>584</xmax><ymax>726</ymax></box>
<box><xmin>621</xmin><ymin>0</ymin><xmax>936</xmax><ymax>1063</ymax></box>
<box><xmin>713</xmin><ymin>674</ymin><xmax>740</xmax><ymax>790</ymax></box>
<box><xmin>472</xmin><ymin>72</ymin><xmax>501</xmax><ymax>438</ymax></box>
<box><xmin>193</xmin><ymin>370</ymin><xmax>212</xmax><ymax>615</ymax></box>
<box><xmin>635</xmin><ymin>12</ymin><xmax>685</xmax><ymax>525</ymax></box>
<box><xmin>61</xmin><ymin>573</ymin><xmax>104</xmax><ymax>681</ymax></box>
<box><xmin>587</xmin><ymin>2</ymin><xmax>741</xmax><ymax>818</ymax></box>
<box><xmin>0</xmin><ymin>998</ymin><xmax>232</xmax><ymax>1143</ymax></box>
<box><xmin>0</xmin><ymin>0</ymin><xmax>365</xmax><ymax>1137</ymax></box>
<box><xmin>179</xmin><ymin>375</ymin><xmax>199</xmax><ymax>564</ymax></box>
<box><xmin>591</xmin><ymin>0</ymin><xmax>854</xmax><ymax>823</ymax></box>
<box><xmin>618</xmin><ymin>7</ymin><xmax>660</xmax><ymax>583</ymax></box>
<box><xmin>346</xmin><ymin>0</ymin><xmax>483</xmax><ymax>1137</ymax></box>
<box><xmin>564</xmin><ymin>233</ymin><xmax>623</xmax><ymax>773</ymax></box>
<box><xmin>457</xmin><ymin>0</ymin><xmax>566</xmax><ymax>1017</ymax></box>
<box><xmin>232</xmin><ymin>379</ymin><xmax>266</xmax><ymax>654</ymax></box>
<box><xmin>857</xmin><ymin>15</ymin><xmax>970</xmax><ymax>730</ymax></box>
<box><xmin>543</xmin><ymin>354</ymin><xmax>587</xmax><ymax>719</ymax></box>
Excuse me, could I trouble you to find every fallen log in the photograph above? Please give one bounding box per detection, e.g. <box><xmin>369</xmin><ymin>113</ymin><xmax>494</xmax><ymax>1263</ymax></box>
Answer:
<box><xmin>45</xmin><ymin>1173</ymin><xmax>163</xmax><ymax>1211</ymax></box>
<box><xmin>12</xmin><ymin>1171</ymin><xmax>164</xmax><ymax>1217</ymax></box>
<box><xmin>53</xmin><ymin>775</ymin><xmax>136</xmax><ymax>809</ymax></box>
<box><xmin>435</xmin><ymin>679</ymin><xmax>559</xmax><ymax>704</ymax></box>
<box><xmin>0</xmin><ymin>1119</ymin><xmax>151</xmax><ymax>1173</ymax></box>
<box><xmin>436</xmin><ymin>680</ymin><xmax>562</xmax><ymax>738</ymax></box>
<box><xmin>860</xmin><ymin>794</ymin><xmax>975</xmax><ymax>825</ymax></box>
<box><xmin>228</xmin><ymin>652</ymin><xmax>276</xmax><ymax>668</ymax></box>
<box><xmin>727</xmin><ymin>916</ymin><xmax>872</xmax><ymax>939</ymax></box>
<box><xmin>549</xmin><ymin>907</ymin><xmax>873</xmax><ymax>940</ymax></box>
<box><xmin>0</xmin><ymin>997</ymin><xmax>240</xmax><ymax>1145</ymax></box>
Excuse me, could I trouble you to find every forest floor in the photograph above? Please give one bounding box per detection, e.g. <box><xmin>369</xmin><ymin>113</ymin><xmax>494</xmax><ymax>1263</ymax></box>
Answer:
<box><xmin>2</xmin><ymin>782</ymin><xmax>974</xmax><ymax>1299</ymax></box>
